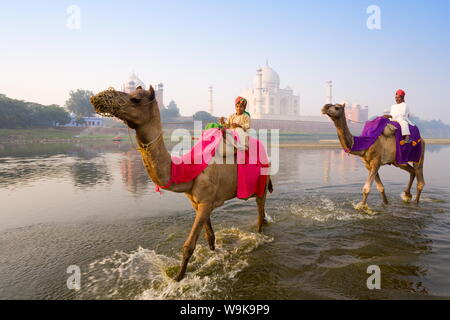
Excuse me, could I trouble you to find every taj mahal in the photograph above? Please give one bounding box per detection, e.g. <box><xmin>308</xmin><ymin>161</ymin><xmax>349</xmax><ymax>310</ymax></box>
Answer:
<box><xmin>240</xmin><ymin>63</ymin><xmax>368</xmax><ymax>124</ymax></box>
<box><xmin>241</xmin><ymin>62</ymin><xmax>301</xmax><ymax>121</ymax></box>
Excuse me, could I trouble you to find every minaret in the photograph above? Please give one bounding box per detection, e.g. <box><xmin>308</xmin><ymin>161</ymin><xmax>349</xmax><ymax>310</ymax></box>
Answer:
<box><xmin>156</xmin><ymin>83</ymin><xmax>164</xmax><ymax>109</ymax></box>
<box><xmin>208</xmin><ymin>86</ymin><xmax>213</xmax><ymax>115</ymax></box>
<box><xmin>326</xmin><ymin>80</ymin><xmax>333</xmax><ymax>104</ymax></box>
<box><xmin>256</xmin><ymin>68</ymin><xmax>263</xmax><ymax>115</ymax></box>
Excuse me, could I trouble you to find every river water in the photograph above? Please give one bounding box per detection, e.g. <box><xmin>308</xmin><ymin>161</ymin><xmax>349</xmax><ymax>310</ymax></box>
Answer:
<box><xmin>0</xmin><ymin>142</ymin><xmax>449</xmax><ymax>299</ymax></box>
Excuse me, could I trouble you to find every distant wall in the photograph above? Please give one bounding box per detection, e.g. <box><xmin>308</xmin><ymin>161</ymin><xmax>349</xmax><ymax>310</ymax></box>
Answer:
<box><xmin>251</xmin><ymin>119</ymin><xmax>364</xmax><ymax>135</ymax></box>
<box><xmin>162</xmin><ymin>120</ymin><xmax>364</xmax><ymax>135</ymax></box>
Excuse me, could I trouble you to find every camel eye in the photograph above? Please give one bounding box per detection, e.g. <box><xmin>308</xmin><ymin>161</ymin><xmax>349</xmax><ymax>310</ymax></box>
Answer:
<box><xmin>130</xmin><ymin>97</ymin><xmax>140</xmax><ymax>104</ymax></box>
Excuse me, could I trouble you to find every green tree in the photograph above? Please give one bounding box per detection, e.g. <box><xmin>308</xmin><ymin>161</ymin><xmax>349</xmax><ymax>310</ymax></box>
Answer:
<box><xmin>28</xmin><ymin>103</ymin><xmax>70</xmax><ymax>127</ymax></box>
<box><xmin>65</xmin><ymin>89</ymin><xmax>95</xmax><ymax>117</ymax></box>
<box><xmin>193</xmin><ymin>111</ymin><xmax>216</xmax><ymax>122</ymax></box>
<box><xmin>0</xmin><ymin>94</ymin><xmax>71</xmax><ymax>128</ymax></box>
<box><xmin>0</xmin><ymin>94</ymin><xmax>30</xmax><ymax>128</ymax></box>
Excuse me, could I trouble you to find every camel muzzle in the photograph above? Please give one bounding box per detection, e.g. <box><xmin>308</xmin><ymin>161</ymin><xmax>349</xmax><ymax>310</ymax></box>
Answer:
<box><xmin>321</xmin><ymin>104</ymin><xmax>333</xmax><ymax>115</ymax></box>
<box><xmin>90</xmin><ymin>88</ymin><xmax>126</xmax><ymax>118</ymax></box>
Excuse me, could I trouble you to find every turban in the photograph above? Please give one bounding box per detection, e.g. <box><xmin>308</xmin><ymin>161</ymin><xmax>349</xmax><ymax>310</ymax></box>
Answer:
<box><xmin>235</xmin><ymin>96</ymin><xmax>247</xmax><ymax>106</ymax></box>
<box><xmin>396</xmin><ymin>89</ymin><xmax>406</xmax><ymax>97</ymax></box>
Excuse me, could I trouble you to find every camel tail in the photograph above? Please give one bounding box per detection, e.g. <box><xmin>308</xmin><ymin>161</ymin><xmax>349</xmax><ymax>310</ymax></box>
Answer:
<box><xmin>268</xmin><ymin>177</ymin><xmax>274</xmax><ymax>194</ymax></box>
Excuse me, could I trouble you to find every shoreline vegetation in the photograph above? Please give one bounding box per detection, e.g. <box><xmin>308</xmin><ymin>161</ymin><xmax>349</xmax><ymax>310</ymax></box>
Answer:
<box><xmin>1</xmin><ymin>128</ymin><xmax>450</xmax><ymax>148</ymax></box>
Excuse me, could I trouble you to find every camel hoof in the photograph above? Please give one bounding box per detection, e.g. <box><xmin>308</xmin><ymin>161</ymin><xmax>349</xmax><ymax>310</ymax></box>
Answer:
<box><xmin>174</xmin><ymin>272</ymin><xmax>185</xmax><ymax>282</ymax></box>
<box><xmin>354</xmin><ymin>202</ymin><xmax>367</xmax><ymax>211</ymax></box>
<box><xmin>401</xmin><ymin>192</ymin><xmax>413</xmax><ymax>203</ymax></box>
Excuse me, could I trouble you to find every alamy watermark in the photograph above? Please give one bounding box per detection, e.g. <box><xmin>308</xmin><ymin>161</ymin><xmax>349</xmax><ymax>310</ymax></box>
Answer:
<box><xmin>66</xmin><ymin>5</ymin><xmax>81</xmax><ymax>30</ymax></box>
<box><xmin>366</xmin><ymin>265</ymin><xmax>381</xmax><ymax>290</ymax></box>
<box><xmin>67</xmin><ymin>265</ymin><xmax>81</xmax><ymax>290</ymax></box>
<box><xmin>367</xmin><ymin>5</ymin><xmax>381</xmax><ymax>30</ymax></box>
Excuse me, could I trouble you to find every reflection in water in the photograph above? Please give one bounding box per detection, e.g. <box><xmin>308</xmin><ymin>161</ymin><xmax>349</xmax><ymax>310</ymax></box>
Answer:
<box><xmin>0</xmin><ymin>156</ymin><xmax>71</xmax><ymax>189</ymax></box>
<box><xmin>120</xmin><ymin>151</ymin><xmax>151</xmax><ymax>196</ymax></box>
<box><xmin>321</xmin><ymin>150</ymin><xmax>361</xmax><ymax>184</ymax></box>
<box><xmin>70</xmin><ymin>161</ymin><xmax>112</xmax><ymax>188</ymax></box>
<box><xmin>0</xmin><ymin>143</ymin><xmax>116</xmax><ymax>190</ymax></box>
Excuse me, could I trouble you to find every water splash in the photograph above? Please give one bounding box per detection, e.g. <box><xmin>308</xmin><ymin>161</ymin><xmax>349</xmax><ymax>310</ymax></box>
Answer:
<box><xmin>289</xmin><ymin>197</ymin><xmax>375</xmax><ymax>222</ymax></box>
<box><xmin>79</xmin><ymin>228</ymin><xmax>273</xmax><ymax>300</ymax></box>
<box><xmin>352</xmin><ymin>201</ymin><xmax>379</xmax><ymax>215</ymax></box>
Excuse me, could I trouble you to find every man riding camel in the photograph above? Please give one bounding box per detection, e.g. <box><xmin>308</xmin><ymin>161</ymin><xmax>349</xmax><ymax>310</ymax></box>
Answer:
<box><xmin>387</xmin><ymin>89</ymin><xmax>415</xmax><ymax>144</ymax></box>
<box><xmin>218</xmin><ymin>96</ymin><xmax>251</xmax><ymax>150</ymax></box>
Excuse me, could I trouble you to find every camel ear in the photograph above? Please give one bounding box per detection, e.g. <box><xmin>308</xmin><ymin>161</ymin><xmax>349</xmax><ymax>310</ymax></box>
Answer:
<box><xmin>136</xmin><ymin>86</ymin><xmax>143</xmax><ymax>90</ymax></box>
<box><xmin>342</xmin><ymin>103</ymin><xmax>346</xmax><ymax>108</ymax></box>
<box><xmin>148</xmin><ymin>85</ymin><xmax>155</xmax><ymax>101</ymax></box>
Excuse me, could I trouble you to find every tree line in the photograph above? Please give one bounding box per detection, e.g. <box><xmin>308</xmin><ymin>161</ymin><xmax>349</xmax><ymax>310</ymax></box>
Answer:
<box><xmin>0</xmin><ymin>94</ymin><xmax>70</xmax><ymax>128</ymax></box>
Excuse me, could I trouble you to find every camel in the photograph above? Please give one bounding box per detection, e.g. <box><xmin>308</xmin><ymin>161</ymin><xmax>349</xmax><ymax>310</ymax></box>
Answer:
<box><xmin>322</xmin><ymin>104</ymin><xmax>425</xmax><ymax>206</ymax></box>
<box><xmin>90</xmin><ymin>86</ymin><xmax>273</xmax><ymax>281</ymax></box>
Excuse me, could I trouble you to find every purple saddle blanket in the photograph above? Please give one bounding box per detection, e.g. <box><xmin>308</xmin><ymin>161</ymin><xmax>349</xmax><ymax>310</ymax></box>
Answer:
<box><xmin>350</xmin><ymin>116</ymin><xmax>422</xmax><ymax>165</ymax></box>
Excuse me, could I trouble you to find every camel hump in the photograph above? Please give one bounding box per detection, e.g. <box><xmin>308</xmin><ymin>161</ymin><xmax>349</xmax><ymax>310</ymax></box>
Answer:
<box><xmin>382</xmin><ymin>123</ymin><xmax>397</xmax><ymax>137</ymax></box>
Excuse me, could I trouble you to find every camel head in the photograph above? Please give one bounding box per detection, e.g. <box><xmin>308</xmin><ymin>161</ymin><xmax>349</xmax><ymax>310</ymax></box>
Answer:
<box><xmin>90</xmin><ymin>86</ymin><xmax>157</xmax><ymax>129</ymax></box>
<box><xmin>322</xmin><ymin>103</ymin><xmax>346</xmax><ymax>121</ymax></box>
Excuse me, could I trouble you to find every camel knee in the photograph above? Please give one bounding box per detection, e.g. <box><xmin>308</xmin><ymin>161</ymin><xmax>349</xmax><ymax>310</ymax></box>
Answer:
<box><xmin>376</xmin><ymin>185</ymin><xmax>385</xmax><ymax>193</ymax></box>
<box><xmin>417</xmin><ymin>182</ymin><xmax>425</xmax><ymax>192</ymax></box>
<box><xmin>362</xmin><ymin>185</ymin><xmax>371</xmax><ymax>195</ymax></box>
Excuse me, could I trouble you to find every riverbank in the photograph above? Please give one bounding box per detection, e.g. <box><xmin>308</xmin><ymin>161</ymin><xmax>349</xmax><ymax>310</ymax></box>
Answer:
<box><xmin>0</xmin><ymin>128</ymin><xmax>127</xmax><ymax>145</ymax></box>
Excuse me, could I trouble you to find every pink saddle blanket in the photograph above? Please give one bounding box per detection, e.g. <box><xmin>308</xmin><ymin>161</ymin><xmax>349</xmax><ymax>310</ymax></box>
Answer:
<box><xmin>155</xmin><ymin>128</ymin><xmax>270</xmax><ymax>199</ymax></box>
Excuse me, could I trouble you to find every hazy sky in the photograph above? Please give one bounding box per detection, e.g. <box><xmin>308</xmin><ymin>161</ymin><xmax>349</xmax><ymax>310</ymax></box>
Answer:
<box><xmin>1</xmin><ymin>0</ymin><xmax>449</xmax><ymax>121</ymax></box>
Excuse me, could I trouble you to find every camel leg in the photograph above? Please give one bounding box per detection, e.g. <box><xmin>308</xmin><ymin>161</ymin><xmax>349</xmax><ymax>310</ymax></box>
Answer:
<box><xmin>374</xmin><ymin>173</ymin><xmax>388</xmax><ymax>204</ymax></box>
<box><xmin>414</xmin><ymin>142</ymin><xmax>426</xmax><ymax>204</ymax></box>
<box><xmin>398</xmin><ymin>164</ymin><xmax>415</xmax><ymax>202</ymax></box>
<box><xmin>361</xmin><ymin>164</ymin><xmax>380</xmax><ymax>205</ymax></box>
<box><xmin>414</xmin><ymin>164</ymin><xmax>425</xmax><ymax>204</ymax></box>
<box><xmin>175</xmin><ymin>203</ymin><xmax>212</xmax><ymax>281</ymax></box>
<box><xmin>256</xmin><ymin>191</ymin><xmax>267</xmax><ymax>233</ymax></box>
<box><xmin>203</xmin><ymin>217</ymin><xmax>215</xmax><ymax>251</ymax></box>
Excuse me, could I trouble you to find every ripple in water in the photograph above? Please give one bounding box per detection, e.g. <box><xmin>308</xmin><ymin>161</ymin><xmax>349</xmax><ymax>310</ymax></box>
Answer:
<box><xmin>79</xmin><ymin>228</ymin><xmax>273</xmax><ymax>300</ymax></box>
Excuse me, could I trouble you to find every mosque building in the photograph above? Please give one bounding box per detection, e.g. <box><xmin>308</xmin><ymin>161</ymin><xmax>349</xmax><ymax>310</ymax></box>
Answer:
<box><xmin>121</xmin><ymin>73</ymin><xmax>165</xmax><ymax>109</ymax></box>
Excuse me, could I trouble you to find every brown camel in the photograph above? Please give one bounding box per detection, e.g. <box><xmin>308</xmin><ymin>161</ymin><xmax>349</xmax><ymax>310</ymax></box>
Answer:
<box><xmin>90</xmin><ymin>86</ymin><xmax>273</xmax><ymax>281</ymax></box>
<box><xmin>322</xmin><ymin>104</ymin><xmax>425</xmax><ymax>206</ymax></box>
